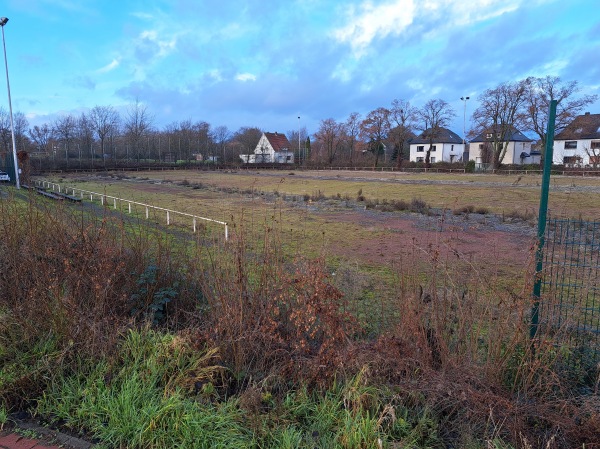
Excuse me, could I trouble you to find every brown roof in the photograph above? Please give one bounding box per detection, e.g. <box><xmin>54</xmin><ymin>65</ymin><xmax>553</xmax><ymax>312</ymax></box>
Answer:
<box><xmin>555</xmin><ymin>112</ymin><xmax>600</xmax><ymax>140</ymax></box>
<box><xmin>264</xmin><ymin>132</ymin><xmax>291</xmax><ymax>152</ymax></box>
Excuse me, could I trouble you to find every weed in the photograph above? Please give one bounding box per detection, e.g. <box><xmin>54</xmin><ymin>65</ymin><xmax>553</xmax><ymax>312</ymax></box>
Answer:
<box><xmin>410</xmin><ymin>198</ymin><xmax>429</xmax><ymax>214</ymax></box>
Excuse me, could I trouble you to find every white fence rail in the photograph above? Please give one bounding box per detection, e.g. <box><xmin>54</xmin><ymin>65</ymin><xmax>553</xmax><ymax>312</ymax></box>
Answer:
<box><xmin>35</xmin><ymin>180</ymin><xmax>228</xmax><ymax>241</ymax></box>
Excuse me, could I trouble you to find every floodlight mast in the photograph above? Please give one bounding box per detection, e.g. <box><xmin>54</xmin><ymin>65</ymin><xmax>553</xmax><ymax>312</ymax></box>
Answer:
<box><xmin>1</xmin><ymin>17</ymin><xmax>20</xmax><ymax>189</ymax></box>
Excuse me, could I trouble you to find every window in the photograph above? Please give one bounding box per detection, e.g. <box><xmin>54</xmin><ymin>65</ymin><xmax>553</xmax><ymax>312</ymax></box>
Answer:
<box><xmin>565</xmin><ymin>141</ymin><xmax>577</xmax><ymax>149</ymax></box>
<box><xmin>591</xmin><ymin>141</ymin><xmax>600</xmax><ymax>149</ymax></box>
<box><xmin>563</xmin><ymin>156</ymin><xmax>582</xmax><ymax>165</ymax></box>
<box><xmin>486</xmin><ymin>133</ymin><xmax>493</xmax><ymax>139</ymax></box>
<box><xmin>451</xmin><ymin>144</ymin><xmax>454</xmax><ymax>151</ymax></box>
<box><xmin>416</xmin><ymin>145</ymin><xmax>424</xmax><ymax>152</ymax></box>
<box><xmin>431</xmin><ymin>157</ymin><xmax>436</xmax><ymax>163</ymax></box>
<box><xmin>431</xmin><ymin>145</ymin><xmax>437</xmax><ymax>152</ymax></box>
<box><xmin>416</xmin><ymin>157</ymin><xmax>424</xmax><ymax>162</ymax></box>
<box><xmin>479</xmin><ymin>144</ymin><xmax>484</xmax><ymax>150</ymax></box>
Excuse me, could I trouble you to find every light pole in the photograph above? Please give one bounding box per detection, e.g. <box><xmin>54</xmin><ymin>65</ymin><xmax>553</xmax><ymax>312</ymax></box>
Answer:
<box><xmin>297</xmin><ymin>116</ymin><xmax>301</xmax><ymax>165</ymax></box>
<box><xmin>1</xmin><ymin>17</ymin><xmax>19</xmax><ymax>189</ymax></box>
<box><xmin>460</xmin><ymin>96</ymin><xmax>470</xmax><ymax>146</ymax></box>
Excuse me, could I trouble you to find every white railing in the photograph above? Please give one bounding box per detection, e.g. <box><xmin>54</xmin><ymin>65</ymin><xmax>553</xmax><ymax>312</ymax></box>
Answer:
<box><xmin>35</xmin><ymin>180</ymin><xmax>228</xmax><ymax>241</ymax></box>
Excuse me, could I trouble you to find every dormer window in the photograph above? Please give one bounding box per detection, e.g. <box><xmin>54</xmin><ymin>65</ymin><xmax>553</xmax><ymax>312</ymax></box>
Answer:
<box><xmin>575</xmin><ymin>128</ymin><xmax>583</xmax><ymax>134</ymax></box>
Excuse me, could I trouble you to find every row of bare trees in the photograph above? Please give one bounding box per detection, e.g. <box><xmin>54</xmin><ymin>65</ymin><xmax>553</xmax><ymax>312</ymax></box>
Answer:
<box><xmin>0</xmin><ymin>76</ymin><xmax>596</xmax><ymax>170</ymax></box>
<box><xmin>0</xmin><ymin>102</ymin><xmax>267</xmax><ymax>168</ymax></box>
<box><xmin>310</xmin><ymin>76</ymin><xmax>597</xmax><ymax>169</ymax></box>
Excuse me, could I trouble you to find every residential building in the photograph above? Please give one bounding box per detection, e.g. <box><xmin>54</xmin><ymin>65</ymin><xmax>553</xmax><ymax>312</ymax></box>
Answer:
<box><xmin>240</xmin><ymin>132</ymin><xmax>294</xmax><ymax>164</ymax></box>
<box><xmin>408</xmin><ymin>127</ymin><xmax>464</xmax><ymax>163</ymax></box>
<box><xmin>469</xmin><ymin>126</ymin><xmax>537</xmax><ymax>166</ymax></box>
<box><xmin>553</xmin><ymin>112</ymin><xmax>600</xmax><ymax>167</ymax></box>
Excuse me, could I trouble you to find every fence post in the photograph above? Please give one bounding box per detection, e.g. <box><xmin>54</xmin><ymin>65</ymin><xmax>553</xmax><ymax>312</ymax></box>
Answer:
<box><xmin>530</xmin><ymin>99</ymin><xmax>557</xmax><ymax>340</ymax></box>
<box><xmin>167</xmin><ymin>211</ymin><xmax>170</xmax><ymax>225</ymax></box>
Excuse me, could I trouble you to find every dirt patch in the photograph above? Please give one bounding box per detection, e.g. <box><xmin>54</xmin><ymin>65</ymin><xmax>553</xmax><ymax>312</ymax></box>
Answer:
<box><xmin>317</xmin><ymin>208</ymin><xmax>535</xmax><ymax>273</ymax></box>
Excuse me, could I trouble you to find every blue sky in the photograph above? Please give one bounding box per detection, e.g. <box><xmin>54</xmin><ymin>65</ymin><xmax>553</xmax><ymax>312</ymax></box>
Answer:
<box><xmin>2</xmin><ymin>0</ymin><xmax>599</xmax><ymax>137</ymax></box>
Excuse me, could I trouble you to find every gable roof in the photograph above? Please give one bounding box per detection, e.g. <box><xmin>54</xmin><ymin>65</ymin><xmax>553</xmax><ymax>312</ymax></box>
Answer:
<box><xmin>471</xmin><ymin>125</ymin><xmax>532</xmax><ymax>143</ymax></box>
<box><xmin>264</xmin><ymin>132</ymin><xmax>292</xmax><ymax>151</ymax></box>
<box><xmin>410</xmin><ymin>127</ymin><xmax>463</xmax><ymax>145</ymax></box>
<box><xmin>555</xmin><ymin>112</ymin><xmax>600</xmax><ymax>140</ymax></box>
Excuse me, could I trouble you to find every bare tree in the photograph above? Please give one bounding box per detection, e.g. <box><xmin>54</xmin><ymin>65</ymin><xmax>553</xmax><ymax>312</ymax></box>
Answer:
<box><xmin>52</xmin><ymin>114</ymin><xmax>77</xmax><ymax>163</ymax></box>
<box><xmin>389</xmin><ymin>99</ymin><xmax>417</xmax><ymax>168</ymax></box>
<box><xmin>287</xmin><ymin>126</ymin><xmax>308</xmax><ymax>163</ymax></box>
<box><xmin>232</xmin><ymin>127</ymin><xmax>262</xmax><ymax>162</ymax></box>
<box><xmin>416</xmin><ymin>99</ymin><xmax>456</xmax><ymax>167</ymax></box>
<box><xmin>76</xmin><ymin>113</ymin><xmax>95</xmax><ymax>161</ymax></box>
<box><xmin>90</xmin><ymin>105</ymin><xmax>120</xmax><ymax>159</ymax></box>
<box><xmin>193</xmin><ymin>121</ymin><xmax>211</xmax><ymax>161</ymax></box>
<box><xmin>0</xmin><ymin>107</ymin><xmax>11</xmax><ymax>154</ymax></box>
<box><xmin>524</xmin><ymin>76</ymin><xmax>598</xmax><ymax>162</ymax></box>
<box><xmin>584</xmin><ymin>143</ymin><xmax>600</xmax><ymax>168</ymax></box>
<box><xmin>360</xmin><ymin>107</ymin><xmax>390</xmax><ymax>168</ymax></box>
<box><xmin>212</xmin><ymin>125</ymin><xmax>231</xmax><ymax>162</ymax></box>
<box><xmin>28</xmin><ymin>124</ymin><xmax>51</xmax><ymax>153</ymax></box>
<box><xmin>344</xmin><ymin>112</ymin><xmax>361</xmax><ymax>167</ymax></box>
<box><xmin>123</xmin><ymin>99</ymin><xmax>153</xmax><ymax>162</ymax></box>
<box><xmin>13</xmin><ymin>112</ymin><xmax>29</xmax><ymax>152</ymax></box>
<box><xmin>314</xmin><ymin>118</ymin><xmax>344</xmax><ymax>165</ymax></box>
<box><xmin>472</xmin><ymin>81</ymin><xmax>527</xmax><ymax>169</ymax></box>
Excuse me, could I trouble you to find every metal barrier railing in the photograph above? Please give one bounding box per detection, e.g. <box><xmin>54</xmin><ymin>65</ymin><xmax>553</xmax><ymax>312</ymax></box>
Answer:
<box><xmin>35</xmin><ymin>180</ymin><xmax>228</xmax><ymax>241</ymax></box>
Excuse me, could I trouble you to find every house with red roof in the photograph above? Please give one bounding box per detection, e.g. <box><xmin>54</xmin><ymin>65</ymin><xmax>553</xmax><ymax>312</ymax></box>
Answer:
<box><xmin>240</xmin><ymin>132</ymin><xmax>294</xmax><ymax>164</ymax></box>
<box><xmin>553</xmin><ymin>112</ymin><xmax>600</xmax><ymax>167</ymax></box>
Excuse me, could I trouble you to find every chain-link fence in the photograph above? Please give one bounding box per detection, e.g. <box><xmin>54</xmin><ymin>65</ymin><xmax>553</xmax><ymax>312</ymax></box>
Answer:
<box><xmin>537</xmin><ymin>218</ymin><xmax>600</xmax><ymax>368</ymax></box>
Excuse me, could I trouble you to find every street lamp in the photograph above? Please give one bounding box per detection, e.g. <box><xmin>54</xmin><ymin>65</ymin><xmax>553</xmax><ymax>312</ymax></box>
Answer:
<box><xmin>297</xmin><ymin>116</ymin><xmax>301</xmax><ymax>164</ymax></box>
<box><xmin>460</xmin><ymin>96</ymin><xmax>470</xmax><ymax>147</ymax></box>
<box><xmin>1</xmin><ymin>17</ymin><xmax>19</xmax><ymax>189</ymax></box>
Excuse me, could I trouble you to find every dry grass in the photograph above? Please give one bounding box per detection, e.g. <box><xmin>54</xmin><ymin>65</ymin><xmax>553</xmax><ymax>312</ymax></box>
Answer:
<box><xmin>4</xmin><ymin>176</ymin><xmax>599</xmax><ymax>447</ymax></box>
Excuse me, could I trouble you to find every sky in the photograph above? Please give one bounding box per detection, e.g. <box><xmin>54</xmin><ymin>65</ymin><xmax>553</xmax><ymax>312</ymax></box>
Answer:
<box><xmin>2</xmin><ymin>0</ymin><xmax>600</xmax><ymax>138</ymax></box>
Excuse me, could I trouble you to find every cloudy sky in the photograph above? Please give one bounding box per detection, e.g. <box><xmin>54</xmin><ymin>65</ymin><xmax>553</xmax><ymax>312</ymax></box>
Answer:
<box><xmin>2</xmin><ymin>0</ymin><xmax>599</xmax><ymax>137</ymax></box>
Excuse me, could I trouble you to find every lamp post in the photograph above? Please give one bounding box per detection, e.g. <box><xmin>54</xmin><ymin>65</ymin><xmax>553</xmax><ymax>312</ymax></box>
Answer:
<box><xmin>1</xmin><ymin>17</ymin><xmax>19</xmax><ymax>189</ymax></box>
<box><xmin>460</xmin><ymin>96</ymin><xmax>470</xmax><ymax>146</ymax></box>
<box><xmin>297</xmin><ymin>116</ymin><xmax>301</xmax><ymax>165</ymax></box>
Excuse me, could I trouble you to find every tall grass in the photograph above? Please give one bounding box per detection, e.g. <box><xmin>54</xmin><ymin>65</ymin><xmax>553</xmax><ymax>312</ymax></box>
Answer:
<box><xmin>1</xmin><ymin>191</ymin><xmax>599</xmax><ymax>447</ymax></box>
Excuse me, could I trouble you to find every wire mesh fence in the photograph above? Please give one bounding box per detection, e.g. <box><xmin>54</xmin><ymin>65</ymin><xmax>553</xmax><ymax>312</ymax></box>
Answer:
<box><xmin>538</xmin><ymin>218</ymin><xmax>600</xmax><ymax>368</ymax></box>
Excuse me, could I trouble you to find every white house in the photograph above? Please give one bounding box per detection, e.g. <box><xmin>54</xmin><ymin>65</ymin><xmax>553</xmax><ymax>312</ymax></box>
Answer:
<box><xmin>553</xmin><ymin>112</ymin><xmax>600</xmax><ymax>167</ymax></box>
<box><xmin>469</xmin><ymin>126</ymin><xmax>538</xmax><ymax>166</ymax></box>
<box><xmin>240</xmin><ymin>132</ymin><xmax>294</xmax><ymax>164</ymax></box>
<box><xmin>409</xmin><ymin>127</ymin><xmax>465</xmax><ymax>163</ymax></box>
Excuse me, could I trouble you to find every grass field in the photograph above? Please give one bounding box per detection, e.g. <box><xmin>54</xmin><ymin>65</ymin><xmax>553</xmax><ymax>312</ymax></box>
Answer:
<box><xmin>2</xmin><ymin>170</ymin><xmax>600</xmax><ymax>448</ymax></box>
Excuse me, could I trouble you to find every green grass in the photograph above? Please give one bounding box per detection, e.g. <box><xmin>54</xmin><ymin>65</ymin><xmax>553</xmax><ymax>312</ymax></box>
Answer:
<box><xmin>35</xmin><ymin>328</ymin><xmax>447</xmax><ymax>449</ymax></box>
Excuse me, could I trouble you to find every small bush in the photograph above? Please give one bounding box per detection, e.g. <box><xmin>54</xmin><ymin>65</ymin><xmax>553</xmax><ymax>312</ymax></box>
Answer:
<box><xmin>357</xmin><ymin>189</ymin><xmax>365</xmax><ymax>202</ymax></box>
<box><xmin>311</xmin><ymin>190</ymin><xmax>325</xmax><ymax>201</ymax></box>
<box><xmin>465</xmin><ymin>160</ymin><xmax>476</xmax><ymax>173</ymax></box>
<box><xmin>410</xmin><ymin>198</ymin><xmax>429</xmax><ymax>214</ymax></box>
<box><xmin>453</xmin><ymin>205</ymin><xmax>475</xmax><ymax>215</ymax></box>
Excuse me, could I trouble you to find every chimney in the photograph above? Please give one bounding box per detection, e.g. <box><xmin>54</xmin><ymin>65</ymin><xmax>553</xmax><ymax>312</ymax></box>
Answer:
<box><xmin>585</xmin><ymin>112</ymin><xmax>590</xmax><ymax>115</ymax></box>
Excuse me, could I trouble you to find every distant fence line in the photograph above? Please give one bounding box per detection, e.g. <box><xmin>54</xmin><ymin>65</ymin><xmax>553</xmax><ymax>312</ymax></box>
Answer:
<box><xmin>35</xmin><ymin>180</ymin><xmax>229</xmax><ymax>241</ymax></box>
<box><xmin>34</xmin><ymin>164</ymin><xmax>600</xmax><ymax>177</ymax></box>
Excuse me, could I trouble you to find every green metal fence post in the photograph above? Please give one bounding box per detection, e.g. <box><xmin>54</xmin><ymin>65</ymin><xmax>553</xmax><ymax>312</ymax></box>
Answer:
<box><xmin>530</xmin><ymin>99</ymin><xmax>557</xmax><ymax>340</ymax></box>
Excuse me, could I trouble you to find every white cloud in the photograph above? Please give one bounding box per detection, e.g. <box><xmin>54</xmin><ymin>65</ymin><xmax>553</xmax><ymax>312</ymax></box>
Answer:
<box><xmin>138</xmin><ymin>30</ymin><xmax>177</xmax><ymax>58</ymax></box>
<box><xmin>333</xmin><ymin>0</ymin><xmax>542</xmax><ymax>56</ymax></box>
<box><xmin>97</xmin><ymin>58</ymin><xmax>120</xmax><ymax>73</ymax></box>
<box><xmin>333</xmin><ymin>0</ymin><xmax>416</xmax><ymax>55</ymax></box>
<box><xmin>236</xmin><ymin>73</ymin><xmax>257</xmax><ymax>82</ymax></box>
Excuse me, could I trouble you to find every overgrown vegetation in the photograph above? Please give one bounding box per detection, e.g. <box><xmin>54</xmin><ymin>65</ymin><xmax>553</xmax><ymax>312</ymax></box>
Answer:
<box><xmin>0</xmin><ymin>192</ymin><xmax>598</xmax><ymax>448</ymax></box>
